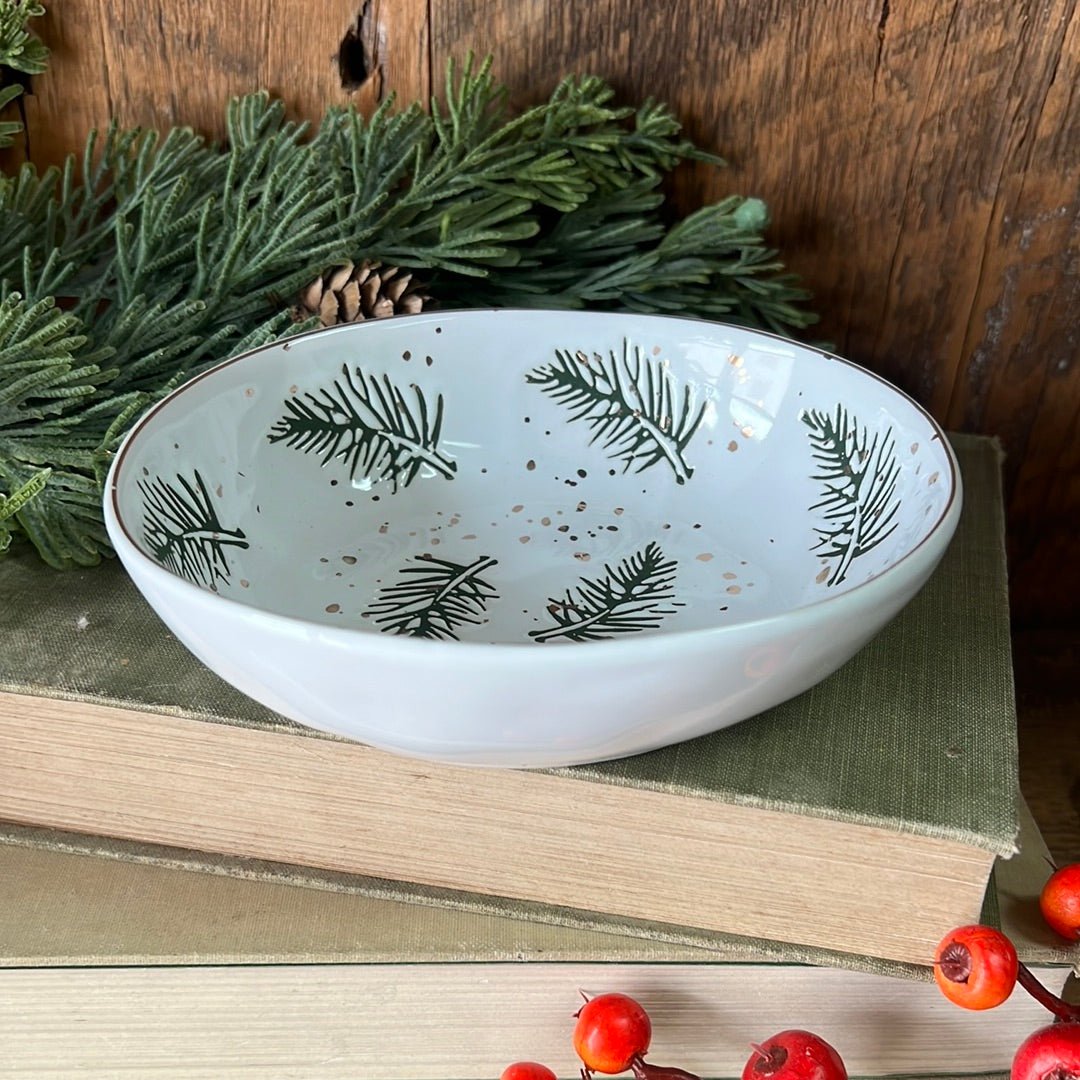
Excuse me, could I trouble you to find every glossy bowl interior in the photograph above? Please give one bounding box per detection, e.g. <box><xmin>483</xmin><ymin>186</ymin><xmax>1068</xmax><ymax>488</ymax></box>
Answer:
<box><xmin>104</xmin><ymin>310</ymin><xmax>961</xmax><ymax>766</ymax></box>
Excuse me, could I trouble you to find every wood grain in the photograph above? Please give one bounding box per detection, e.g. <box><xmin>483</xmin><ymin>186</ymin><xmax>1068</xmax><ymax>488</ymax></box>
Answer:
<box><xmin>14</xmin><ymin>0</ymin><xmax>428</xmax><ymax>170</ymax></box>
<box><xmin>5</xmin><ymin>0</ymin><xmax>1079</xmax><ymax>621</ymax></box>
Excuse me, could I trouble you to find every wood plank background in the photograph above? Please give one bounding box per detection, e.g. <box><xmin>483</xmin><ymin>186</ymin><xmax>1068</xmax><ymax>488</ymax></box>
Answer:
<box><xmin>5</xmin><ymin>0</ymin><xmax>1079</xmax><ymax>624</ymax></box>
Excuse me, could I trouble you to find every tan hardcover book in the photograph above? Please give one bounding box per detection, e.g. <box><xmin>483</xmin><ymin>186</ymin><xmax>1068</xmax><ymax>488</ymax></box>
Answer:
<box><xmin>0</xmin><ymin>801</ymin><xmax>1074</xmax><ymax>1080</ymax></box>
<box><xmin>0</xmin><ymin>434</ymin><xmax>1019</xmax><ymax>965</ymax></box>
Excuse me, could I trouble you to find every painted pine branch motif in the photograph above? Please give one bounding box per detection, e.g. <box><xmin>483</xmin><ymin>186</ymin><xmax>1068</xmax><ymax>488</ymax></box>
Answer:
<box><xmin>139</xmin><ymin>470</ymin><xmax>249</xmax><ymax>589</ymax></box>
<box><xmin>363</xmin><ymin>554</ymin><xmax>499</xmax><ymax>640</ymax></box>
<box><xmin>802</xmin><ymin>406</ymin><xmax>901</xmax><ymax>586</ymax></box>
<box><xmin>268</xmin><ymin>364</ymin><xmax>457</xmax><ymax>493</ymax></box>
<box><xmin>526</xmin><ymin>339</ymin><xmax>706</xmax><ymax>484</ymax></box>
<box><xmin>530</xmin><ymin>542</ymin><xmax>680</xmax><ymax>642</ymax></box>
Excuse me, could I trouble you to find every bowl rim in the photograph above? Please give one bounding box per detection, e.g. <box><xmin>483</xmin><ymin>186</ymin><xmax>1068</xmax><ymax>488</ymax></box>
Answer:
<box><xmin>104</xmin><ymin>309</ymin><xmax>962</xmax><ymax>654</ymax></box>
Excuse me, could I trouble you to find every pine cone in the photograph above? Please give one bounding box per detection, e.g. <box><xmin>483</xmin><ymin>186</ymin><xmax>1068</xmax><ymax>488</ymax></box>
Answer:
<box><xmin>293</xmin><ymin>260</ymin><xmax>428</xmax><ymax>327</ymax></box>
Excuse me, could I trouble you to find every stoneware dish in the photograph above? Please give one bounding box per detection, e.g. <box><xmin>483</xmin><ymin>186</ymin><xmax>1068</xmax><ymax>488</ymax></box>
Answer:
<box><xmin>104</xmin><ymin>310</ymin><xmax>962</xmax><ymax>767</ymax></box>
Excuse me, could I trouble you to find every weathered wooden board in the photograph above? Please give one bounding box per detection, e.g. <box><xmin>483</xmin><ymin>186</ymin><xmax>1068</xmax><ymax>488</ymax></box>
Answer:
<box><xmin>4</xmin><ymin>0</ymin><xmax>1078</xmax><ymax>622</ymax></box>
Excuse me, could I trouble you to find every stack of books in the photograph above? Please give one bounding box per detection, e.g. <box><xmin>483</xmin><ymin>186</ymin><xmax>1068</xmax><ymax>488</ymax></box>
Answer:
<box><xmin>0</xmin><ymin>803</ymin><xmax>1074</xmax><ymax>1078</ymax></box>
<box><xmin>1</xmin><ymin>433</ymin><xmax>1077</xmax><ymax>1077</ymax></box>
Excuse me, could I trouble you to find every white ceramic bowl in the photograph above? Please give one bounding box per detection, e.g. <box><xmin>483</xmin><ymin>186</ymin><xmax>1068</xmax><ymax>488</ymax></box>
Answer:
<box><xmin>104</xmin><ymin>310</ymin><xmax>961</xmax><ymax>767</ymax></box>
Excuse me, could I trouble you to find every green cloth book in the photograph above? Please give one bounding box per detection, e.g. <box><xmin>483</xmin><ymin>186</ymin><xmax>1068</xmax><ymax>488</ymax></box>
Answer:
<box><xmin>0</xmin><ymin>434</ymin><xmax>1020</xmax><ymax>966</ymax></box>
<box><xmin>0</xmin><ymin>801</ymin><xmax>1074</xmax><ymax>1080</ymax></box>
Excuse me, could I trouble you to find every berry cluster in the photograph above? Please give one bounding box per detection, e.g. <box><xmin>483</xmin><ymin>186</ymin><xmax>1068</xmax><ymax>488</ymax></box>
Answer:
<box><xmin>933</xmin><ymin>862</ymin><xmax>1080</xmax><ymax>1080</ymax></box>
<box><xmin>499</xmin><ymin>863</ymin><xmax>1080</xmax><ymax>1080</ymax></box>
<box><xmin>502</xmin><ymin>992</ymin><xmax>845</xmax><ymax>1080</ymax></box>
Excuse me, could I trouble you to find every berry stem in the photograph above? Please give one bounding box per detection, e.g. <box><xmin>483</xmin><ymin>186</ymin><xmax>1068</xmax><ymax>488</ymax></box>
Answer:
<box><xmin>629</xmin><ymin>1055</ymin><xmax>703</xmax><ymax>1080</ymax></box>
<box><xmin>1017</xmin><ymin>962</ymin><xmax>1080</xmax><ymax>1023</ymax></box>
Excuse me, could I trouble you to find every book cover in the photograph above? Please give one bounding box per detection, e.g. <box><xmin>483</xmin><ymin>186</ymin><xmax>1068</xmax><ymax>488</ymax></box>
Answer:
<box><xmin>0</xmin><ymin>434</ymin><xmax>1020</xmax><ymax>964</ymax></box>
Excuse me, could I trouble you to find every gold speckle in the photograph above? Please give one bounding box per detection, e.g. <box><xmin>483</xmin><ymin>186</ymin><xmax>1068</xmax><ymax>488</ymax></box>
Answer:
<box><xmin>519</xmin><ymin>536</ymin><xmax>531</xmax><ymax>544</ymax></box>
<box><xmin>725</xmin><ymin>585</ymin><xmax>741</xmax><ymax>594</ymax></box>
<box><xmin>928</xmin><ymin>471</ymin><xmax>940</xmax><ymax>485</ymax></box>
<box><xmin>512</xmin><ymin>504</ymin><xmax>524</xmax><ymax>513</ymax></box>
<box><xmin>240</xmin><ymin>579</ymin><xmax>250</xmax><ymax>588</ymax></box>
<box><xmin>696</xmin><ymin>553</ymin><xmax>714</xmax><ymax>562</ymax></box>
<box><xmin>462</xmin><ymin>533</ymin><xmax>477</xmax><ymax>540</ymax></box>
<box><xmin>728</xmin><ymin>354</ymin><xmax>744</xmax><ymax>367</ymax></box>
<box><xmin>652</xmin><ymin>345</ymin><xmax>662</xmax><ymax>356</ymax></box>
<box><xmin>816</xmin><ymin>567</ymin><xmax>830</xmax><ymax>584</ymax></box>
<box><xmin>289</xmin><ymin>384</ymin><xmax>298</xmax><ymax>394</ymax></box>
<box><xmin>119</xmin><ymin>657</ymin><xmax>130</xmax><ymax>666</ymax></box>
<box><xmin>727</xmin><ymin>440</ymin><xmax>739</xmax><ymax>452</ymax></box>
<box><xmin>541</xmin><ymin>516</ymin><xmax>551</xmax><ymax>526</ymax></box>
<box><xmin>244</xmin><ymin>387</ymin><xmax>254</xmax><ymax>398</ymax></box>
<box><xmin>325</xmin><ymin>603</ymin><xmax>340</xmax><ymax>613</ymax></box>
<box><xmin>430</xmin><ymin>538</ymin><xmax>441</xmax><ymax>546</ymax></box>
<box><xmin>613</xmin><ymin>506</ymin><xmax>624</xmax><ymax>516</ymax></box>
<box><xmin>740</xmin><ymin>425</ymin><xmax>754</xmax><ymax>438</ymax></box>
<box><xmin>722</xmin><ymin>571</ymin><xmax>737</xmax><ymax>580</ymax></box>
<box><xmin>574</xmin><ymin>551</ymin><xmax>591</xmax><ymax>561</ymax></box>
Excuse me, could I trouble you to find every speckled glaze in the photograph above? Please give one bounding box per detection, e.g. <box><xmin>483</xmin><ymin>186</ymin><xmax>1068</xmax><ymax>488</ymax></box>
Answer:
<box><xmin>104</xmin><ymin>310</ymin><xmax>961</xmax><ymax>767</ymax></box>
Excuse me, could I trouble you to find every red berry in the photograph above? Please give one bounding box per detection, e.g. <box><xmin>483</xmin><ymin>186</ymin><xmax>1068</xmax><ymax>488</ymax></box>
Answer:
<box><xmin>1011</xmin><ymin>1020</ymin><xmax>1080</xmax><ymax>1080</ymax></box>
<box><xmin>742</xmin><ymin>1029</ymin><xmax>847</xmax><ymax>1080</ymax></box>
<box><xmin>1040</xmin><ymin>864</ymin><xmax>1080</xmax><ymax>942</ymax></box>
<box><xmin>933</xmin><ymin>924</ymin><xmax>1018</xmax><ymax>1010</ymax></box>
<box><xmin>500</xmin><ymin>1064</ymin><xmax>558</xmax><ymax>1080</ymax></box>
<box><xmin>573</xmin><ymin>992</ymin><xmax>652</xmax><ymax>1074</ymax></box>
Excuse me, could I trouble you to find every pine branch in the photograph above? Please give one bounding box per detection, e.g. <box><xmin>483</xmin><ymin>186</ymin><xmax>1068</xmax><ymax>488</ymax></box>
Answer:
<box><xmin>530</xmin><ymin>542</ymin><xmax>680</xmax><ymax>642</ymax></box>
<box><xmin>0</xmin><ymin>84</ymin><xmax>22</xmax><ymax>150</ymax></box>
<box><xmin>802</xmin><ymin>405</ymin><xmax>901</xmax><ymax>586</ymax></box>
<box><xmin>0</xmin><ymin>462</ymin><xmax>46</xmax><ymax>551</ymax></box>
<box><xmin>268</xmin><ymin>363</ymin><xmax>457</xmax><ymax>492</ymax></box>
<box><xmin>527</xmin><ymin>338</ymin><xmax>706</xmax><ymax>484</ymax></box>
<box><xmin>0</xmin><ymin>1</ymin><xmax>47</xmax><ymax>152</ymax></box>
<box><xmin>363</xmin><ymin>553</ymin><xmax>500</xmax><ymax>639</ymax></box>
<box><xmin>138</xmin><ymin>469</ymin><xmax>248</xmax><ymax>588</ymax></box>
<box><xmin>0</xmin><ymin>0</ymin><xmax>47</xmax><ymax>74</ymax></box>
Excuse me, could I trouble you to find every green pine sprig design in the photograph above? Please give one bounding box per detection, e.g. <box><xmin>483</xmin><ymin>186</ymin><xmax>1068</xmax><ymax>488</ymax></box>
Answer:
<box><xmin>1</xmin><ymin>51</ymin><xmax>816</xmax><ymax>570</ymax></box>
<box><xmin>363</xmin><ymin>553</ymin><xmax>499</xmax><ymax>639</ymax></box>
<box><xmin>802</xmin><ymin>405</ymin><xmax>901</xmax><ymax>586</ymax></box>
<box><xmin>530</xmin><ymin>542</ymin><xmax>680</xmax><ymax>642</ymax></box>
<box><xmin>527</xmin><ymin>338</ymin><xmax>706</xmax><ymax>483</ymax></box>
<box><xmin>138</xmin><ymin>469</ymin><xmax>248</xmax><ymax>589</ymax></box>
<box><xmin>268</xmin><ymin>363</ymin><xmax>456</xmax><ymax>492</ymax></box>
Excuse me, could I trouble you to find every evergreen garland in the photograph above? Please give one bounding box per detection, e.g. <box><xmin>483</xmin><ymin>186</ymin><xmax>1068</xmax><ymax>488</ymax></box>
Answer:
<box><xmin>0</xmin><ymin>10</ymin><xmax>816</xmax><ymax>571</ymax></box>
<box><xmin>0</xmin><ymin>0</ymin><xmax>47</xmax><ymax>150</ymax></box>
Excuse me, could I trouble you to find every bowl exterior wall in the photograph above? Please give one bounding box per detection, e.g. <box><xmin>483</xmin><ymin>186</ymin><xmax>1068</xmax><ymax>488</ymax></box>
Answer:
<box><xmin>108</xmin><ymin>496</ymin><xmax>957</xmax><ymax>767</ymax></box>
